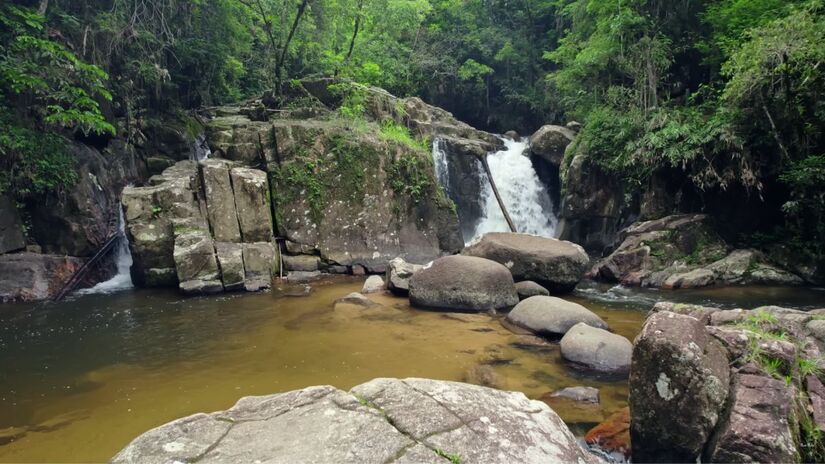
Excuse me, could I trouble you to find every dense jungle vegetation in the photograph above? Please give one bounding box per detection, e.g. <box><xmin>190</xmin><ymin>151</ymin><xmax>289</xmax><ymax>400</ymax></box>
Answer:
<box><xmin>1</xmin><ymin>0</ymin><xmax>823</xmax><ymax>259</ymax></box>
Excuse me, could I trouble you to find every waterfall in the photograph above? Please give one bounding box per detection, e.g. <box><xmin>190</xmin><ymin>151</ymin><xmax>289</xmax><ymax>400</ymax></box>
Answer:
<box><xmin>432</xmin><ymin>138</ymin><xmax>450</xmax><ymax>192</ymax></box>
<box><xmin>192</xmin><ymin>134</ymin><xmax>211</xmax><ymax>161</ymax></box>
<box><xmin>471</xmin><ymin>137</ymin><xmax>557</xmax><ymax>239</ymax></box>
<box><xmin>76</xmin><ymin>205</ymin><xmax>134</xmax><ymax>295</ymax></box>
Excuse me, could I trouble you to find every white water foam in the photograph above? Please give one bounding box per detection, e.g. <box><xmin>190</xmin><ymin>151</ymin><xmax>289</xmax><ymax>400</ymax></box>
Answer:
<box><xmin>471</xmin><ymin>137</ymin><xmax>557</xmax><ymax>239</ymax></box>
<box><xmin>76</xmin><ymin>206</ymin><xmax>134</xmax><ymax>295</ymax></box>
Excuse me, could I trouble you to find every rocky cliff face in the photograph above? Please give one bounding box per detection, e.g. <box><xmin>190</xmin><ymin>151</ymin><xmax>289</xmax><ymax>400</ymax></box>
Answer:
<box><xmin>121</xmin><ymin>79</ymin><xmax>496</xmax><ymax>293</ymax></box>
<box><xmin>122</xmin><ymin>159</ymin><xmax>278</xmax><ymax>294</ymax></box>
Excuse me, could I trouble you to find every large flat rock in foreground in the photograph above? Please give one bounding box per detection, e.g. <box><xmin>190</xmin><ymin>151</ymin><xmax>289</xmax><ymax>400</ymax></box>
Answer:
<box><xmin>463</xmin><ymin>233</ymin><xmax>589</xmax><ymax>293</ymax></box>
<box><xmin>113</xmin><ymin>378</ymin><xmax>601</xmax><ymax>464</ymax></box>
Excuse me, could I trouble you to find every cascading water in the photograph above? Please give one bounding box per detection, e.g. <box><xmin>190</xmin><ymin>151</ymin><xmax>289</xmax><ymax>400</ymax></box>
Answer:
<box><xmin>471</xmin><ymin>137</ymin><xmax>557</xmax><ymax>239</ymax></box>
<box><xmin>76</xmin><ymin>205</ymin><xmax>134</xmax><ymax>295</ymax></box>
<box><xmin>432</xmin><ymin>137</ymin><xmax>450</xmax><ymax>191</ymax></box>
<box><xmin>192</xmin><ymin>134</ymin><xmax>212</xmax><ymax>161</ymax></box>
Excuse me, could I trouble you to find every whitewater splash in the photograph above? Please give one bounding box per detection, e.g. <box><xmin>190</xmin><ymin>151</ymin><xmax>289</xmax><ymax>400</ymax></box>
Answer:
<box><xmin>471</xmin><ymin>137</ymin><xmax>557</xmax><ymax>239</ymax></box>
<box><xmin>432</xmin><ymin>138</ymin><xmax>450</xmax><ymax>192</ymax></box>
<box><xmin>76</xmin><ymin>206</ymin><xmax>134</xmax><ymax>295</ymax></box>
<box><xmin>193</xmin><ymin>134</ymin><xmax>211</xmax><ymax>161</ymax></box>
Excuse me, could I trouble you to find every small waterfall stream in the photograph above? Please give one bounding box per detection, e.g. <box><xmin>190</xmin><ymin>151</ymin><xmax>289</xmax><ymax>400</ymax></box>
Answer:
<box><xmin>76</xmin><ymin>205</ymin><xmax>134</xmax><ymax>295</ymax></box>
<box><xmin>433</xmin><ymin>136</ymin><xmax>555</xmax><ymax>241</ymax></box>
<box><xmin>472</xmin><ymin>137</ymin><xmax>557</xmax><ymax>238</ymax></box>
<box><xmin>192</xmin><ymin>134</ymin><xmax>212</xmax><ymax>161</ymax></box>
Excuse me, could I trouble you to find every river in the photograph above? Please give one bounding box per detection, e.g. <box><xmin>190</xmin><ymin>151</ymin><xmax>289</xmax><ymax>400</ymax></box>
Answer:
<box><xmin>0</xmin><ymin>277</ymin><xmax>822</xmax><ymax>462</ymax></box>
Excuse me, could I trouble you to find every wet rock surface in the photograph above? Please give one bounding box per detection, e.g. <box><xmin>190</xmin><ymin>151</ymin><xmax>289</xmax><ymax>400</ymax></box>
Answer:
<box><xmin>113</xmin><ymin>378</ymin><xmax>603</xmax><ymax>464</ymax></box>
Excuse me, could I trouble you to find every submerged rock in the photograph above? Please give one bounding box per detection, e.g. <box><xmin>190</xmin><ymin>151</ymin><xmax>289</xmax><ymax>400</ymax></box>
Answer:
<box><xmin>505</xmin><ymin>296</ymin><xmax>606</xmax><ymax>337</ymax></box>
<box><xmin>548</xmin><ymin>386</ymin><xmax>600</xmax><ymax>404</ymax></box>
<box><xmin>409</xmin><ymin>255</ymin><xmax>518</xmax><ymax>312</ymax></box>
<box><xmin>463</xmin><ymin>232</ymin><xmax>589</xmax><ymax>293</ymax></box>
<box><xmin>334</xmin><ymin>292</ymin><xmax>378</xmax><ymax>308</ymax></box>
<box><xmin>113</xmin><ymin>378</ymin><xmax>602</xmax><ymax>464</ymax></box>
<box><xmin>560</xmin><ymin>323</ymin><xmax>632</xmax><ymax>373</ymax></box>
<box><xmin>361</xmin><ymin>275</ymin><xmax>385</xmax><ymax>294</ymax></box>
<box><xmin>514</xmin><ymin>280</ymin><xmax>550</xmax><ymax>300</ymax></box>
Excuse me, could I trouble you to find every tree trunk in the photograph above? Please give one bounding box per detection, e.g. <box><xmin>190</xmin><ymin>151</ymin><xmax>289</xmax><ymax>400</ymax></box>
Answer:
<box><xmin>336</xmin><ymin>0</ymin><xmax>364</xmax><ymax>76</ymax></box>
<box><xmin>478</xmin><ymin>154</ymin><xmax>516</xmax><ymax>233</ymax></box>
<box><xmin>276</xmin><ymin>0</ymin><xmax>309</xmax><ymax>93</ymax></box>
<box><xmin>38</xmin><ymin>0</ymin><xmax>48</xmax><ymax>15</ymax></box>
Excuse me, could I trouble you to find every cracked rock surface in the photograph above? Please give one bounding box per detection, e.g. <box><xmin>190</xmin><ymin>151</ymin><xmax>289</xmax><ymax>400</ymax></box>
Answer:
<box><xmin>112</xmin><ymin>378</ymin><xmax>602</xmax><ymax>464</ymax></box>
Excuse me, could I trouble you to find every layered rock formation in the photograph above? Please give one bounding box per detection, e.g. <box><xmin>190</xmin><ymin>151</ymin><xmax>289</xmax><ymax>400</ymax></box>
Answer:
<box><xmin>588</xmin><ymin>214</ymin><xmax>804</xmax><ymax>288</ymax></box>
<box><xmin>630</xmin><ymin>303</ymin><xmax>825</xmax><ymax>462</ymax></box>
<box><xmin>113</xmin><ymin>378</ymin><xmax>602</xmax><ymax>464</ymax></box>
<box><xmin>122</xmin><ymin>160</ymin><xmax>277</xmax><ymax>294</ymax></box>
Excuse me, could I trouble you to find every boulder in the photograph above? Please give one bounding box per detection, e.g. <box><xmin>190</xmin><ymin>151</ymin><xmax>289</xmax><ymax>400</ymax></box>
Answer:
<box><xmin>505</xmin><ymin>296</ymin><xmax>606</xmax><ymax>337</ymax></box>
<box><xmin>173</xmin><ymin>232</ymin><xmax>222</xmax><ymax>294</ymax></box>
<box><xmin>361</xmin><ymin>275</ymin><xmax>385</xmax><ymax>294</ymax></box>
<box><xmin>385</xmin><ymin>257</ymin><xmax>423</xmax><ymax>296</ymax></box>
<box><xmin>0</xmin><ymin>252</ymin><xmax>83</xmax><ymax>302</ymax></box>
<box><xmin>661</xmin><ymin>268</ymin><xmax>716</xmax><ymax>289</ymax></box>
<box><xmin>708</xmin><ymin>249</ymin><xmax>803</xmax><ymax>286</ymax></box>
<box><xmin>242</xmin><ymin>242</ymin><xmax>276</xmax><ymax>291</ymax></box>
<box><xmin>528</xmin><ymin>125</ymin><xmax>576</xmax><ymax>166</ymax></box>
<box><xmin>462</xmin><ymin>233</ymin><xmax>589</xmax><ymax>293</ymax></box>
<box><xmin>215</xmin><ymin>242</ymin><xmax>245</xmax><ymax>291</ymax></box>
<box><xmin>706</xmin><ymin>373</ymin><xmax>799</xmax><ymax>463</ymax></box>
<box><xmin>229</xmin><ymin>167</ymin><xmax>272</xmax><ymax>242</ymax></box>
<box><xmin>556</xmin><ymin>154</ymin><xmax>624</xmax><ymax>253</ymax></box>
<box><xmin>0</xmin><ymin>195</ymin><xmax>25</xmax><ymax>254</ymax></box>
<box><xmin>630</xmin><ymin>311</ymin><xmax>730</xmax><ymax>463</ymax></box>
<box><xmin>282</xmin><ymin>255</ymin><xmax>320</xmax><ymax>272</ymax></box>
<box><xmin>409</xmin><ymin>255</ymin><xmax>518</xmax><ymax>312</ymax></box>
<box><xmin>514</xmin><ymin>281</ymin><xmax>549</xmax><ymax>300</ymax></box>
<box><xmin>113</xmin><ymin>378</ymin><xmax>601</xmax><ymax>464</ymax></box>
<box><xmin>201</xmin><ymin>159</ymin><xmax>241</xmax><ymax>242</ymax></box>
<box><xmin>560</xmin><ymin>323</ymin><xmax>632</xmax><ymax>373</ymax></box>
<box><xmin>589</xmin><ymin>214</ymin><xmax>728</xmax><ymax>288</ymax></box>
<box><xmin>503</xmin><ymin>130</ymin><xmax>520</xmax><ymax>140</ymax></box>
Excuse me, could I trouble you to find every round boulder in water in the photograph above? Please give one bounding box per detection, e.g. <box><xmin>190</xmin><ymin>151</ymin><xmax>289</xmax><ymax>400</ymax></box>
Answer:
<box><xmin>463</xmin><ymin>233</ymin><xmax>589</xmax><ymax>293</ymax></box>
<box><xmin>560</xmin><ymin>323</ymin><xmax>632</xmax><ymax>373</ymax></box>
<box><xmin>409</xmin><ymin>255</ymin><xmax>518</xmax><ymax>312</ymax></box>
<box><xmin>515</xmin><ymin>280</ymin><xmax>550</xmax><ymax>300</ymax></box>
<box><xmin>505</xmin><ymin>296</ymin><xmax>606</xmax><ymax>337</ymax></box>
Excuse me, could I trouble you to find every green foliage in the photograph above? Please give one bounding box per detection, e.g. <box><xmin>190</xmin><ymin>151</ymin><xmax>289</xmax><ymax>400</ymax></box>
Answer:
<box><xmin>378</xmin><ymin>120</ymin><xmax>429</xmax><ymax>152</ymax></box>
<box><xmin>434</xmin><ymin>448</ymin><xmax>461</xmax><ymax>464</ymax></box>
<box><xmin>0</xmin><ymin>120</ymin><xmax>78</xmax><ymax>199</ymax></box>
<box><xmin>388</xmin><ymin>150</ymin><xmax>434</xmax><ymax>204</ymax></box>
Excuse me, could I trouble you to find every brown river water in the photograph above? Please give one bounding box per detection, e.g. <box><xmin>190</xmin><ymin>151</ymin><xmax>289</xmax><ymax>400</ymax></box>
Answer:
<box><xmin>0</xmin><ymin>277</ymin><xmax>822</xmax><ymax>462</ymax></box>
